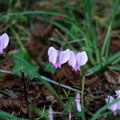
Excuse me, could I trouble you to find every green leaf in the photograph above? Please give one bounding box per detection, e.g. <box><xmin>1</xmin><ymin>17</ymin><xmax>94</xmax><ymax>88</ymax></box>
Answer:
<box><xmin>109</xmin><ymin>66</ymin><xmax>120</xmax><ymax>71</ymax></box>
<box><xmin>44</xmin><ymin>63</ymin><xmax>56</xmax><ymax>74</ymax></box>
<box><xmin>12</xmin><ymin>52</ymin><xmax>38</xmax><ymax>79</ymax></box>
<box><xmin>12</xmin><ymin>52</ymin><xmax>63</xmax><ymax>105</ymax></box>
<box><xmin>83</xmin><ymin>0</ymin><xmax>100</xmax><ymax>63</ymax></box>
<box><xmin>11</xmin><ymin>28</ymin><xmax>31</xmax><ymax>60</ymax></box>
<box><xmin>85</xmin><ymin>51</ymin><xmax>120</xmax><ymax>76</ymax></box>
<box><xmin>101</xmin><ymin>0</ymin><xmax>119</xmax><ymax>58</ymax></box>
<box><xmin>33</xmin><ymin>107</ymin><xmax>49</xmax><ymax>120</ymax></box>
<box><xmin>0</xmin><ymin>111</ymin><xmax>28</xmax><ymax>120</ymax></box>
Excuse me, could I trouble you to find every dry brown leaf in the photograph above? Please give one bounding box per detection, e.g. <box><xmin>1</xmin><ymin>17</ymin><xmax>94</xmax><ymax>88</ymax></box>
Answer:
<box><xmin>104</xmin><ymin>70</ymin><xmax>120</xmax><ymax>84</ymax></box>
<box><xmin>0</xmin><ymin>98</ymin><xmax>27</xmax><ymax>114</ymax></box>
<box><xmin>0</xmin><ymin>75</ymin><xmax>21</xmax><ymax>89</ymax></box>
<box><xmin>85</xmin><ymin>75</ymin><xmax>101</xmax><ymax>89</ymax></box>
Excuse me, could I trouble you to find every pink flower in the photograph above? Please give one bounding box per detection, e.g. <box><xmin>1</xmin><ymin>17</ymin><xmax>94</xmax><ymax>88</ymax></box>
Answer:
<box><xmin>115</xmin><ymin>90</ymin><xmax>120</xmax><ymax>97</ymax></box>
<box><xmin>105</xmin><ymin>96</ymin><xmax>118</xmax><ymax>115</ymax></box>
<box><xmin>75</xmin><ymin>92</ymin><xmax>81</xmax><ymax>112</ymax></box>
<box><xmin>115</xmin><ymin>90</ymin><xmax>120</xmax><ymax>110</ymax></box>
<box><xmin>69</xmin><ymin>111</ymin><xmax>72</xmax><ymax>120</ymax></box>
<box><xmin>48</xmin><ymin>46</ymin><xmax>71</xmax><ymax>68</ymax></box>
<box><xmin>48</xmin><ymin>107</ymin><xmax>53</xmax><ymax>120</ymax></box>
<box><xmin>0</xmin><ymin>33</ymin><xmax>9</xmax><ymax>54</ymax></box>
<box><xmin>68</xmin><ymin>51</ymin><xmax>88</xmax><ymax>71</ymax></box>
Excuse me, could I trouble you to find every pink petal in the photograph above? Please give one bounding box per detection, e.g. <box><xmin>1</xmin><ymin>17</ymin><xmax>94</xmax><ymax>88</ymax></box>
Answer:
<box><xmin>69</xmin><ymin>111</ymin><xmax>72</xmax><ymax>120</ymax></box>
<box><xmin>115</xmin><ymin>90</ymin><xmax>120</xmax><ymax>97</ymax></box>
<box><xmin>76</xmin><ymin>100</ymin><xmax>81</xmax><ymax>112</ymax></box>
<box><xmin>105</xmin><ymin>96</ymin><xmax>114</xmax><ymax>103</ymax></box>
<box><xmin>48</xmin><ymin>47</ymin><xmax>59</xmax><ymax>67</ymax></box>
<box><xmin>75</xmin><ymin>92</ymin><xmax>81</xmax><ymax>112</ymax></box>
<box><xmin>48</xmin><ymin>107</ymin><xmax>53</xmax><ymax>120</ymax></box>
<box><xmin>68</xmin><ymin>51</ymin><xmax>77</xmax><ymax>70</ymax></box>
<box><xmin>115</xmin><ymin>97</ymin><xmax>120</xmax><ymax>110</ymax></box>
<box><xmin>0</xmin><ymin>43</ymin><xmax>3</xmax><ymax>54</ymax></box>
<box><xmin>0</xmin><ymin>33</ymin><xmax>9</xmax><ymax>49</ymax></box>
<box><xmin>112</xmin><ymin>111</ymin><xmax>117</xmax><ymax>116</ymax></box>
<box><xmin>105</xmin><ymin>96</ymin><xmax>117</xmax><ymax>111</ymax></box>
<box><xmin>76</xmin><ymin>51</ymin><xmax>88</xmax><ymax>67</ymax></box>
<box><xmin>109</xmin><ymin>104</ymin><xmax>118</xmax><ymax>112</ymax></box>
<box><xmin>58</xmin><ymin>49</ymin><xmax>71</xmax><ymax>68</ymax></box>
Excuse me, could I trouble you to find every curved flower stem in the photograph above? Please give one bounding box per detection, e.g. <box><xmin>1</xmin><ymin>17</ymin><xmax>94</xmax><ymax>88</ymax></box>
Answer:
<box><xmin>58</xmin><ymin>70</ymin><xmax>61</xmax><ymax>96</ymax></box>
<box><xmin>81</xmin><ymin>76</ymin><xmax>86</xmax><ymax>120</ymax></box>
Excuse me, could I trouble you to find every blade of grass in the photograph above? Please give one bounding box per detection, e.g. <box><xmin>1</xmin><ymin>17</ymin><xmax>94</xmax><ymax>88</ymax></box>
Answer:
<box><xmin>111</xmin><ymin>57</ymin><xmax>120</xmax><ymax>65</ymax></box>
<box><xmin>37</xmin><ymin>16</ymin><xmax>78</xmax><ymax>41</ymax></box>
<box><xmin>83</xmin><ymin>0</ymin><xmax>100</xmax><ymax>63</ymax></box>
<box><xmin>11</xmin><ymin>28</ymin><xmax>31</xmax><ymax>60</ymax></box>
<box><xmin>68</xmin><ymin>22</ymin><xmax>96</xmax><ymax>65</ymax></box>
<box><xmin>85</xmin><ymin>51</ymin><xmax>120</xmax><ymax>76</ymax></box>
<box><xmin>91</xmin><ymin>97</ymin><xmax>120</xmax><ymax>120</ymax></box>
<box><xmin>101</xmin><ymin>0</ymin><xmax>119</xmax><ymax>58</ymax></box>
<box><xmin>0</xmin><ymin>111</ymin><xmax>28</xmax><ymax>120</ymax></box>
<box><xmin>1</xmin><ymin>10</ymin><xmax>95</xmax><ymax>65</ymax></box>
<box><xmin>101</xmin><ymin>21</ymin><xmax>113</xmax><ymax>58</ymax></box>
<box><xmin>109</xmin><ymin>66</ymin><xmax>120</xmax><ymax>71</ymax></box>
<box><xmin>0</xmin><ymin>10</ymin><xmax>68</xmax><ymax>19</ymax></box>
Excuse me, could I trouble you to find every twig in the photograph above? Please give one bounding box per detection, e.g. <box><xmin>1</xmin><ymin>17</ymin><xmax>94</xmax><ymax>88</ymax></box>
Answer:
<box><xmin>0</xmin><ymin>69</ymin><xmax>81</xmax><ymax>93</ymax></box>
<box><xmin>39</xmin><ymin>75</ymin><xmax>81</xmax><ymax>93</ymax></box>
<box><xmin>55</xmin><ymin>29</ymin><xmax>74</xmax><ymax>50</ymax></box>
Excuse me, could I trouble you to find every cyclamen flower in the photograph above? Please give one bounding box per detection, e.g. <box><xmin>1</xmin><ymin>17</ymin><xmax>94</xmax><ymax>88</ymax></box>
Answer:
<box><xmin>75</xmin><ymin>92</ymin><xmax>81</xmax><ymax>112</ymax></box>
<box><xmin>68</xmin><ymin>51</ymin><xmax>88</xmax><ymax>71</ymax></box>
<box><xmin>48</xmin><ymin>107</ymin><xmax>53</xmax><ymax>120</ymax></box>
<box><xmin>115</xmin><ymin>90</ymin><xmax>120</xmax><ymax>98</ymax></box>
<box><xmin>69</xmin><ymin>110</ymin><xmax>72</xmax><ymax>120</ymax></box>
<box><xmin>105</xmin><ymin>96</ymin><xmax>118</xmax><ymax>115</ymax></box>
<box><xmin>48</xmin><ymin>46</ymin><xmax>71</xmax><ymax>68</ymax></box>
<box><xmin>105</xmin><ymin>91</ymin><xmax>120</xmax><ymax>115</ymax></box>
<box><xmin>0</xmin><ymin>33</ymin><xmax>9</xmax><ymax>54</ymax></box>
<box><xmin>115</xmin><ymin>90</ymin><xmax>120</xmax><ymax>110</ymax></box>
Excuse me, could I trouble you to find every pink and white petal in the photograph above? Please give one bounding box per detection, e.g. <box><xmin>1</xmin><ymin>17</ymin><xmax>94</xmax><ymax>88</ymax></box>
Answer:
<box><xmin>116</xmin><ymin>101</ymin><xmax>120</xmax><ymax>110</ymax></box>
<box><xmin>115</xmin><ymin>90</ymin><xmax>120</xmax><ymax>97</ymax></box>
<box><xmin>76</xmin><ymin>101</ymin><xmax>81</xmax><ymax>112</ymax></box>
<box><xmin>48</xmin><ymin>46</ymin><xmax>59</xmax><ymax>66</ymax></box>
<box><xmin>0</xmin><ymin>43</ymin><xmax>3</xmax><ymax>54</ymax></box>
<box><xmin>58</xmin><ymin>49</ymin><xmax>71</xmax><ymax>66</ymax></box>
<box><xmin>112</xmin><ymin>111</ymin><xmax>117</xmax><ymax>116</ymax></box>
<box><xmin>76</xmin><ymin>51</ymin><xmax>88</xmax><ymax>66</ymax></box>
<box><xmin>105</xmin><ymin>96</ymin><xmax>117</xmax><ymax>111</ymax></box>
<box><xmin>109</xmin><ymin>104</ymin><xmax>118</xmax><ymax>112</ymax></box>
<box><xmin>105</xmin><ymin>96</ymin><xmax>114</xmax><ymax>103</ymax></box>
<box><xmin>75</xmin><ymin>92</ymin><xmax>81</xmax><ymax>112</ymax></box>
<box><xmin>0</xmin><ymin>33</ymin><xmax>9</xmax><ymax>49</ymax></box>
<box><xmin>115</xmin><ymin>96</ymin><xmax>120</xmax><ymax>110</ymax></box>
<box><xmin>68</xmin><ymin>51</ymin><xmax>76</xmax><ymax>70</ymax></box>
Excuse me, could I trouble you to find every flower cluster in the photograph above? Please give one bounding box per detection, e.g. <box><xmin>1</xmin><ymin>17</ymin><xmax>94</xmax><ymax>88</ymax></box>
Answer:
<box><xmin>48</xmin><ymin>47</ymin><xmax>85</xmax><ymax>119</ymax></box>
<box><xmin>48</xmin><ymin>46</ymin><xmax>88</xmax><ymax>71</ymax></box>
<box><xmin>0</xmin><ymin>33</ymin><xmax>9</xmax><ymax>54</ymax></box>
<box><xmin>105</xmin><ymin>90</ymin><xmax>120</xmax><ymax>115</ymax></box>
